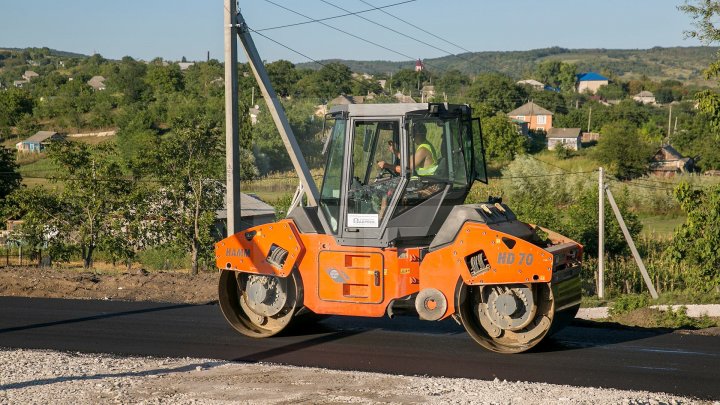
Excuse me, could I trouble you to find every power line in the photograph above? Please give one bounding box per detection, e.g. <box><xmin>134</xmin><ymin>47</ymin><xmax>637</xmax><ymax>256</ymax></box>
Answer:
<box><xmin>255</xmin><ymin>0</ymin><xmax>417</xmax><ymax>32</ymax></box>
<box><xmin>357</xmin><ymin>0</ymin><xmax>474</xmax><ymax>55</ymax></box>
<box><xmin>261</xmin><ymin>0</ymin><xmax>449</xmax><ymax>74</ymax></box>
<box><xmin>319</xmin><ymin>0</ymin><xmax>476</xmax><ymax>66</ymax></box>
<box><xmin>248</xmin><ymin>29</ymin><xmax>380</xmax><ymax>94</ymax></box>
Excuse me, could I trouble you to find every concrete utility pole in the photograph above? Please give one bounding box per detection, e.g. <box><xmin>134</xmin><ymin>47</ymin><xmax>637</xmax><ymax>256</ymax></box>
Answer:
<box><xmin>587</xmin><ymin>107</ymin><xmax>593</xmax><ymax>133</ymax></box>
<box><xmin>224</xmin><ymin>0</ymin><xmax>241</xmax><ymax>235</ymax></box>
<box><xmin>598</xmin><ymin>167</ymin><xmax>605</xmax><ymax>299</ymax></box>
<box><xmin>667</xmin><ymin>104</ymin><xmax>673</xmax><ymax>141</ymax></box>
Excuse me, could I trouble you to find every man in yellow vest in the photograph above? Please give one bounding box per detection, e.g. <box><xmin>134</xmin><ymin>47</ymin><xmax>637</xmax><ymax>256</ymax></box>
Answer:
<box><xmin>377</xmin><ymin>123</ymin><xmax>438</xmax><ymax>177</ymax></box>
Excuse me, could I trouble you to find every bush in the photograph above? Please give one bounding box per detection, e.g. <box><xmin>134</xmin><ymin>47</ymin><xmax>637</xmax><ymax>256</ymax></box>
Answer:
<box><xmin>137</xmin><ymin>246</ymin><xmax>189</xmax><ymax>271</ymax></box>
<box><xmin>609</xmin><ymin>293</ymin><xmax>649</xmax><ymax>316</ymax></box>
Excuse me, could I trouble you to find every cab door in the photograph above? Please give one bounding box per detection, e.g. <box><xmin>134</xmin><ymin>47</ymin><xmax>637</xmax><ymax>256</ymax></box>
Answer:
<box><xmin>340</xmin><ymin>118</ymin><xmax>404</xmax><ymax>243</ymax></box>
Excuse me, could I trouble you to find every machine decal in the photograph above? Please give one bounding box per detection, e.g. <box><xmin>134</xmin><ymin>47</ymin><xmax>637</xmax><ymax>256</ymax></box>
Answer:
<box><xmin>347</xmin><ymin>213</ymin><xmax>380</xmax><ymax>228</ymax></box>
<box><xmin>225</xmin><ymin>248</ymin><xmax>251</xmax><ymax>258</ymax></box>
<box><xmin>326</xmin><ymin>267</ymin><xmax>350</xmax><ymax>283</ymax></box>
<box><xmin>497</xmin><ymin>252</ymin><xmax>534</xmax><ymax>266</ymax></box>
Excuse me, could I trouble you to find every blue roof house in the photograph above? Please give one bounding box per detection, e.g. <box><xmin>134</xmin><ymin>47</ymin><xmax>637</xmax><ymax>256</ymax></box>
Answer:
<box><xmin>15</xmin><ymin>131</ymin><xmax>62</xmax><ymax>153</ymax></box>
<box><xmin>576</xmin><ymin>72</ymin><xmax>609</xmax><ymax>94</ymax></box>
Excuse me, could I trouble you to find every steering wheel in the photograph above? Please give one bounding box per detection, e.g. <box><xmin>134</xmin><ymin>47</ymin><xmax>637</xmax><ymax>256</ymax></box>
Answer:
<box><xmin>374</xmin><ymin>166</ymin><xmax>398</xmax><ymax>182</ymax></box>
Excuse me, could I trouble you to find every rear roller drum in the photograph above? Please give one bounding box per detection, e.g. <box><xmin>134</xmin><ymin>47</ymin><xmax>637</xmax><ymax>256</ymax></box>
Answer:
<box><xmin>218</xmin><ymin>270</ymin><xmax>301</xmax><ymax>338</ymax></box>
<box><xmin>457</xmin><ymin>283</ymin><xmax>555</xmax><ymax>353</ymax></box>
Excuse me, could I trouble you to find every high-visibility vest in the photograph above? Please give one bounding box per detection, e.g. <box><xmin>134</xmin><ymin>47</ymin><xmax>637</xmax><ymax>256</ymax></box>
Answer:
<box><xmin>415</xmin><ymin>142</ymin><xmax>438</xmax><ymax>176</ymax></box>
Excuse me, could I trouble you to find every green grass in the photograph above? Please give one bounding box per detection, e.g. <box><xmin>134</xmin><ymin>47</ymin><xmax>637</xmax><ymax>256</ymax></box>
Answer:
<box><xmin>639</xmin><ymin>215</ymin><xmax>685</xmax><ymax>238</ymax></box>
<box><xmin>17</xmin><ymin>156</ymin><xmax>60</xmax><ymax>187</ymax></box>
<box><xmin>531</xmin><ymin>149</ymin><xmax>601</xmax><ymax>173</ymax></box>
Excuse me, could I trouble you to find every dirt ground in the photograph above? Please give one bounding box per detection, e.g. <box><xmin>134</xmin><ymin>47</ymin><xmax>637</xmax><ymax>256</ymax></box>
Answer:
<box><xmin>0</xmin><ymin>266</ymin><xmax>218</xmax><ymax>304</ymax></box>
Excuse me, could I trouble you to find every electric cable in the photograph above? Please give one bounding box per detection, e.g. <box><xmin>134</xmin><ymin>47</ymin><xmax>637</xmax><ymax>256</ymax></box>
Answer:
<box><xmin>357</xmin><ymin>0</ymin><xmax>474</xmax><ymax>55</ymax></box>
<box><xmin>255</xmin><ymin>0</ymin><xmax>417</xmax><ymax>32</ymax></box>
<box><xmin>319</xmin><ymin>0</ymin><xmax>477</xmax><ymax>66</ymax></box>
<box><xmin>261</xmin><ymin>0</ymin><xmax>450</xmax><ymax>74</ymax></box>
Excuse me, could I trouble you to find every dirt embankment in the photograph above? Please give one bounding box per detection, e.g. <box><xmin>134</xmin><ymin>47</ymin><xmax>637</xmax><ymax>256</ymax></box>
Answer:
<box><xmin>0</xmin><ymin>266</ymin><xmax>218</xmax><ymax>304</ymax></box>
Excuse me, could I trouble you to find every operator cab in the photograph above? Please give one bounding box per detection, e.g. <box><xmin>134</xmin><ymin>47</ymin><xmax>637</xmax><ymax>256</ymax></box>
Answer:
<box><xmin>313</xmin><ymin>103</ymin><xmax>487</xmax><ymax>247</ymax></box>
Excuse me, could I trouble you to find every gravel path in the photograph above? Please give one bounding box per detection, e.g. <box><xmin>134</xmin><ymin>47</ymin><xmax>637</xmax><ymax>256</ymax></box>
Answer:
<box><xmin>0</xmin><ymin>348</ymin><xmax>712</xmax><ymax>404</ymax></box>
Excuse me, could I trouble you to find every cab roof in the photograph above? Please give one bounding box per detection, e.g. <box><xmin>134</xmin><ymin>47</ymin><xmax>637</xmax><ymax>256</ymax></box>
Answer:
<box><xmin>328</xmin><ymin>103</ymin><xmax>470</xmax><ymax>118</ymax></box>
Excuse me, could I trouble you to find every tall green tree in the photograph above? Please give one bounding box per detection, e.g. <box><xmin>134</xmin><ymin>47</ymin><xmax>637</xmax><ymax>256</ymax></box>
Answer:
<box><xmin>594</xmin><ymin>121</ymin><xmax>654</xmax><ymax>179</ymax></box>
<box><xmin>681</xmin><ymin>1</ymin><xmax>720</xmax><ymax>134</ymax></box>
<box><xmin>481</xmin><ymin>114</ymin><xmax>527</xmax><ymax>163</ymax></box>
<box><xmin>47</xmin><ymin>141</ymin><xmax>132</xmax><ymax>268</ymax></box>
<box><xmin>106</xmin><ymin>56</ymin><xmax>149</xmax><ymax>104</ymax></box>
<box><xmin>468</xmin><ymin>73</ymin><xmax>526</xmax><ymax>116</ymax></box>
<box><xmin>4</xmin><ymin>186</ymin><xmax>72</xmax><ymax>264</ymax></box>
<box><xmin>145</xmin><ymin>116</ymin><xmax>224</xmax><ymax>275</ymax></box>
<box><xmin>0</xmin><ymin>147</ymin><xmax>22</xmax><ymax>201</ymax></box>
<box><xmin>267</xmin><ymin>60</ymin><xmax>300</xmax><ymax>97</ymax></box>
<box><xmin>0</xmin><ymin>88</ymin><xmax>34</xmax><ymax>127</ymax></box>
<box><xmin>145</xmin><ymin>63</ymin><xmax>184</xmax><ymax>95</ymax></box>
<box><xmin>666</xmin><ymin>182</ymin><xmax>720</xmax><ymax>291</ymax></box>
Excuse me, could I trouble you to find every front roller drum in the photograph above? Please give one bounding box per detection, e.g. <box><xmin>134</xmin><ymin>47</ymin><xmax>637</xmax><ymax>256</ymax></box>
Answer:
<box><xmin>457</xmin><ymin>282</ymin><xmax>560</xmax><ymax>353</ymax></box>
<box><xmin>218</xmin><ymin>270</ymin><xmax>302</xmax><ymax>338</ymax></box>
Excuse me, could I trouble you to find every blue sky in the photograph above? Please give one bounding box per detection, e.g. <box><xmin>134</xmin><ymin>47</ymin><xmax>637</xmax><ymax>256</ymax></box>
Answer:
<box><xmin>0</xmin><ymin>0</ymin><xmax>705</xmax><ymax>63</ymax></box>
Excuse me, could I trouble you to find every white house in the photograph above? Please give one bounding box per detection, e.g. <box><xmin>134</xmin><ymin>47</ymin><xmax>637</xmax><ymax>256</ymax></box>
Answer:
<box><xmin>633</xmin><ymin>91</ymin><xmax>656</xmax><ymax>105</ymax></box>
<box><xmin>547</xmin><ymin>128</ymin><xmax>582</xmax><ymax>151</ymax></box>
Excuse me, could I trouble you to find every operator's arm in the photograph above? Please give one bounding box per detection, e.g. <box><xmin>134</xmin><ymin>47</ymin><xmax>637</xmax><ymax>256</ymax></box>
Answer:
<box><xmin>411</xmin><ymin>147</ymin><xmax>429</xmax><ymax>171</ymax></box>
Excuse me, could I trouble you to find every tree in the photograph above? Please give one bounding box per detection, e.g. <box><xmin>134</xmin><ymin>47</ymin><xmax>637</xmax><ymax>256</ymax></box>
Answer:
<box><xmin>144</xmin><ymin>116</ymin><xmax>224</xmax><ymax>275</ymax></box>
<box><xmin>594</xmin><ymin>121</ymin><xmax>654</xmax><ymax>179</ymax></box>
<box><xmin>47</xmin><ymin>141</ymin><xmax>132</xmax><ymax>268</ymax></box>
<box><xmin>534</xmin><ymin>60</ymin><xmax>577</xmax><ymax>92</ymax></box>
<box><xmin>596</xmin><ymin>83</ymin><xmax>627</xmax><ymax>100</ymax></box>
<box><xmin>681</xmin><ymin>1</ymin><xmax>720</xmax><ymax>134</ymax></box>
<box><xmin>266</xmin><ymin>60</ymin><xmax>300</xmax><ymax>97</ymax></box>
<box><xmin>0</xmin><ymin>88</ymin><xmax>34</xmax><ymax>127</ymax></box>
<box><xmin>145</xmin><ymin>63</ymin><xmax>184</xmax><ymax>95</ymax></box>
<box><xmin>481</xmin><ymin>114</ymin><xmax>527</xmax><ymax>163</ymax></box>
<box><xmin>0</xmin><ymin>147</ymin><xmax>22</xmax><ymax>202</ymax></box>
<box><xmin>106</xmin><ymin>56</ymin><xmax>149</xmax><ymax>104</ymax></box>
<box><xmin>468</xmin><ymin>73</ymin><xmax>526</xmax><ymax>116</ymax></box>
<box><xmin>4</xmin><ymin>186</ymin><xmax>72</xmax><ymax>264</ymax></box>
<box><xmin>299</xmin><ymin>62</ymin><xmax>352</xmax><ymax>100</ymax></box>
<box><xmin>435</xmin><ymin>69</ymin><xmax>470</xmax><ymax>98</ymax></box>
<box><xmin>666</xmin><ymin>182</ymin><xmax>720</xmax><ymax>291</ymax></box>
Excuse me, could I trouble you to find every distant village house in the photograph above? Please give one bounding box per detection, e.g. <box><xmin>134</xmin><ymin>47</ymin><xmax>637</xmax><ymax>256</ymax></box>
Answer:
<box><xmin>576</xmin><ymin>72</ymin><xmax>609</xmax><ymax>94</ymax></box>
<box><xmin>507</xmin><ymin>101</ymin><xmax>553</xmax><ymax>132</ymax></box>
<box><xmin>632</xmin><ymin>91</ymin><xmax>656</xmax><ymax>105</ymax></box>
<box><xmin>15</xmin><ymin>131</ymin><xmax>63</xmax><ymax>153</ymax></box>
<box><xmin>546</xmin><ymin>128</ymin><xmax>582</xmax><ymax>151</ymax></box>
<box><xmin>420</xmin><ymin>85</ymin><xmax>435</xmax><ymax>102</ymax></box>
<box><xmin>22</xmin><ymin>70</ymin><xmax>39</xmax><ymax>81</ymax></box>
<box><xmin>650</xmin><ymin>145</ymin><xmax>695</xmax><ymax>176</ymax></box>
<box><xmin>516</xmin><ymin>79</ymin><xmax>545</xmax><ymax>91</ymax></box>
<box><xmin>87</xmin><ymin>75</ymin><xmax>106</xmax><ymax>91</ymax></box>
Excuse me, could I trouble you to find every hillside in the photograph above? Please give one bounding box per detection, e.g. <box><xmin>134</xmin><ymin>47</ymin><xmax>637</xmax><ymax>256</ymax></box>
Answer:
<box><xmin>0</xmin><ymin>46</ymin><xmax>88</xmax><ymax>59</ymax></box>
<box><xmin>298</xmin><ymin>46</ymin><xmax>720</xmax><ymax>85</ymax></box>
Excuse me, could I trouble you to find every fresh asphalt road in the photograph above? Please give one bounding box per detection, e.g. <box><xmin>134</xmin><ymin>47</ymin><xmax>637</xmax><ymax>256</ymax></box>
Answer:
<box><xmin>0</xmin><ymin>297</ymin><xmax>718</xmax><ymax>400</ymax></box>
